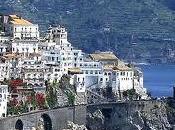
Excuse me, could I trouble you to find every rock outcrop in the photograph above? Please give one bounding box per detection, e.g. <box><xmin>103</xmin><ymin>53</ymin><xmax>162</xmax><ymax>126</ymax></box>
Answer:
<box><xmin>62</xmin><ymin>121</ymin><xmax>87</xmax><ymax>130</ymax></box>
<box><xmin>87</xmin><ymin>101</ymin><xmax>172</xmax><ymax>130</ymax></box>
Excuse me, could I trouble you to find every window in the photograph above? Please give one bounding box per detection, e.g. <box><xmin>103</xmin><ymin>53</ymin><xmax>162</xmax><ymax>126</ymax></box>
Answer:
<box><xmin>55</xmin><ymin>69</ymin><xmax>60</xmax><ymax>72</ymax></box>
<box><xmin>95</xmin><ymin>71</ymin><xmax>98</xmax><ymax>74</ymax></box>
<box><xmin>74</xmin><ymin>53</ymin><xmax>78</xmax><ymax>56</ymax></box>
<box><xmin>116</xmin><ymin>73</ymin><xmax>119</xmax><ymax>76</ymax></box>
<box><xmin>130</xmin><ymin>72</ymin><xmax>132</xmax><ymax>77</ymax></box>
<box><xmin>120</xmin><ymin>72</ymin><xmax>122</xmax><ymax>76</ymax></box>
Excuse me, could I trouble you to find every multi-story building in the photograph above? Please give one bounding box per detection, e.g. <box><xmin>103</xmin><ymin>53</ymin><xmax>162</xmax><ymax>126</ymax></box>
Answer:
<box><xmin>0</xmin><ymin>20</ymin><xmax>148</xmax><ymax>101</ymax></box>
<box><xmin>0</xmin><ymin>43</ymin><xmax>9</xmax><ymax>56</ymax></box>
<box><xmin>11</xmin><ymin>39</ymin><xmax>39</xmax><ymax>56</ymax></box>
<box><xmin>7</xmin><ymin>15</ymin><xmax>39</xmax><ymax>39</ymax></box>
<box><xmin>0</xmin><ymin>35</ymin><xmax>10</xmax><ymax>43</ymax></box>
<box><xmin>0</xmin><ymin>85</ymin><xmax>9</xmax><ymax>117</ymax></box>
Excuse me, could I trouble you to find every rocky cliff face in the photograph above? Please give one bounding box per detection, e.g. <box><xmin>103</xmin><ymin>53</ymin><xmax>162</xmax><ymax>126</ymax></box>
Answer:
<box><xmin>87</xmin><ymin>101</ymin><xmax>174</xmax><ymax>130</ymax></box>
<box><xmin>62</xmin><ymin>121</ymin><xmax>87</xmax><ymax>130</ymax></box>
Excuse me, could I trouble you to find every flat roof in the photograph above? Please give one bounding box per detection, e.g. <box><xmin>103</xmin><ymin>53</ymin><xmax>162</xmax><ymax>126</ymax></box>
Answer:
<box><xmin>104</xmin><ymin>63</ymin><xmax>132</xmax><ymax>71</ymax></box>
<box><xmin>90</xmin><ymin>52</ymin><xmax>118</xmax><ymax>61</ymax></box>
<box><xmin>113</xmin><ymin>65</ymin><xmax>132</xmax><ymax>71</ymax></box>
<box><xmin>9</xmin><ymin>15</ymin><xmax>33</xmax><ymax>26</ymax></box>
<box><xmin>68</xmin><ymin>68</ymin><xmax>83</xmax><ymax>74</ymax></box>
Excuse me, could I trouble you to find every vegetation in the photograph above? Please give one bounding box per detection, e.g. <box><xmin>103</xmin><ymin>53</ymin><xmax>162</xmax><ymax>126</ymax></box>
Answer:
<box><xmin>59</xmin><ymin>75</ymin><xmax>76</xmax><ymax>106</ymax></box>
<box><xmin>2</xmin><ymin>0</ymin><xmax>175</xmax><ymax>62</ymax></box>
<box><xmin>123</xmin><ymin>89</ymin><xmax>139</xmax><ymax>100</ymax></box>
<box><xmin>65</xmin><ymin>90</ymin><xmax>75</xmax><ymax>106</ymax></box>
<box><xmin>46</xmin><ymin>81</ymin><xmax>58</xmax><ymax>109</ymax></box>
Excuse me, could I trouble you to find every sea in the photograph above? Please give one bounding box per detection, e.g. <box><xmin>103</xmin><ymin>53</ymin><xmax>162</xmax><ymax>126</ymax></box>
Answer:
<box><xmin>138</xmin><ymin>64</ymin><xmax>175</xmax><ymax>97</ymax></box>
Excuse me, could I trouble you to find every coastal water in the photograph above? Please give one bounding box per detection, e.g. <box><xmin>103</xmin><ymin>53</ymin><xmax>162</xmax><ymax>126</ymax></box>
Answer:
<box><xmin>139</xmin><ymin>64</ymin><xmax>175</xmax><ymax>97</ymax></box>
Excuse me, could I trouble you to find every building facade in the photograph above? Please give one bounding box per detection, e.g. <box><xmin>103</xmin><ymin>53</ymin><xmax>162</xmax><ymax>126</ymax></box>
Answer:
<box><xmin>7</xmin><ymin>15</ymin><xmax>39</xmax><ymax>39</ymax></box>
<box><xmin>0</xmin><ymin>15</ymin><xmax>148</xmax><ymax>108</ymax></box>
<box><xmin>0</xmin><ymin>85</ymin><xmax>9</xmax><ymax>117</ymax></box>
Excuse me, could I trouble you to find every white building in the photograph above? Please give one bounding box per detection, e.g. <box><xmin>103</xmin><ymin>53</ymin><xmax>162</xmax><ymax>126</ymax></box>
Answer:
<box><xmin>8</xmin><ymin>15</ymin><xmax>39</xmax><ymax>39</ymax></box>
<box><xmin>20</xmin><ymin>53</ymin><xmax>45</xmax><ymax>86</ymax></box>
<box><xmin>0</xmin><ymin>85</ymin><xmax>9</xmax><ymax>117</ymax></box>
<box><xmin>0</xmin><ymin>23</ymin><xmax>147</xmax><ymax>101</ymax></box>
<box><xmin>11</xmin><ymin>39</ymin><xmax>39</xmax><ymax>58</ymax></box>
<box><xmin>0</xmin><ymin>35</ymin><xmax>10</xmax><ymax>43</ymax></box>
<box><xmin>0</xmin><ymin>43</ymin><xmax>9</xmax><ymax>56</ymax></box>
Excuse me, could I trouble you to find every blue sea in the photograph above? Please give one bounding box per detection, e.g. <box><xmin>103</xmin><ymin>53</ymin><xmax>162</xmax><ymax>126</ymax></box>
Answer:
<box><xmin>139</xmin><ymin>64</ymin><xmax>175</xmax><ymax>97</ymax></box>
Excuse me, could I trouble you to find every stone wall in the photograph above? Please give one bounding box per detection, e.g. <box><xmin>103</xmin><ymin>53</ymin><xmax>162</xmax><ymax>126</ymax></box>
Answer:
<box><xmin>0</xmin><ymin>105</ymin><xmax>86</xmax><ymax>130</ymax></box>
<box><xmin>0</xmin><ymin>100</ymin><xmax>174</xmax><ymax>130</ymax></box>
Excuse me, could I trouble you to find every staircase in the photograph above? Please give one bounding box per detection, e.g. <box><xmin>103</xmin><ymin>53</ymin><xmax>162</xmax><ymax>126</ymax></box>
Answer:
<box><xmin>86</xmin><ymin>83</ymin><xmax>108</xmax><ymax>104</ymax></box>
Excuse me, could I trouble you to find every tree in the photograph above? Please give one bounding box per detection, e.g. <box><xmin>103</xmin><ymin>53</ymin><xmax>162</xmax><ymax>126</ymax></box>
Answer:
<box><xmin>65</xmin><ymin>90</ymin><xmax>75</xmax><ymax>106</ymax></box>
<box><xmin>123</xmin><ymin>89</ymin><xmax>139</xmax><ymax>100</ymax></box>
<box><xmin>45</xmin><ymin>80</ymin><xmax>58</xmax><ymax>109</ymax></box>
<box><xmin>46</xmin><ymin>85</ymin><xmax>57</xmax><ymax>109</ymax></box>
<box><xmin>35</xmin><ymin>93</ymin><xmax>45</xmax><ymax>109</ymax></box>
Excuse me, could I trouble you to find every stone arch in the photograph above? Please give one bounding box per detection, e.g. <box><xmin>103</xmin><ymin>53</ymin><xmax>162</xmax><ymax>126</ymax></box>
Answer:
<box><xmin>15</xmin><ymin>119</ymin><xmax>23</xmax><ymax>130</ymax></box>
<box><xmin>41</xmin><ymin>114</ymin><xmax>52</xmax><ymax>130</ymax></box>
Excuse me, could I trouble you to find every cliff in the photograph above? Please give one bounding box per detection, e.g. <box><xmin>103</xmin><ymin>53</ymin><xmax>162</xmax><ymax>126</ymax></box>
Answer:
<box><xmin>87</xmin><ymin>100</ymin><xmax>175</xmax><ymax>130</ymax></box>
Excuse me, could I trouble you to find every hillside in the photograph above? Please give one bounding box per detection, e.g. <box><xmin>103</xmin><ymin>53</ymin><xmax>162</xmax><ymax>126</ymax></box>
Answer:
<box><xmin>1</xmin><ymin>0</ymin><xmax>175</xmax><ymax>62</ymax></box>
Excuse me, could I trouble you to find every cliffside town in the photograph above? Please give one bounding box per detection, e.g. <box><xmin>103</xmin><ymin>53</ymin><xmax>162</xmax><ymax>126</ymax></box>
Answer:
<box><xmin>0</xmin><ymin>14</ymin><xmax>149</xmax><ymax>119</ymax></box>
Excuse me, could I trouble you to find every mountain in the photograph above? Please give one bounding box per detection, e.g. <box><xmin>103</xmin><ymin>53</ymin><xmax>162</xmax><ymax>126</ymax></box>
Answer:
<box><xmin>1</xmin><ymin>0</ymin><xmax>175</xmax><ymax>62</ymax></box>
